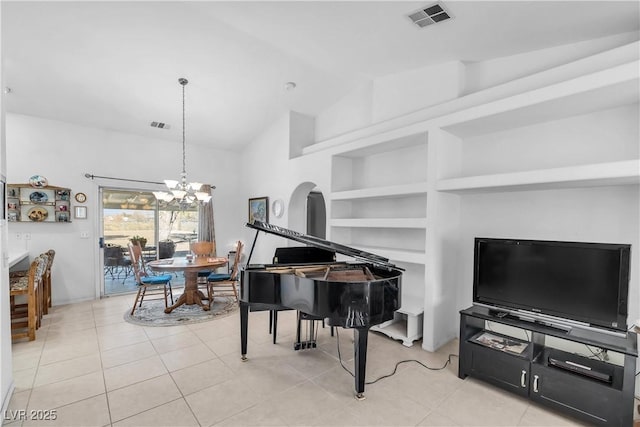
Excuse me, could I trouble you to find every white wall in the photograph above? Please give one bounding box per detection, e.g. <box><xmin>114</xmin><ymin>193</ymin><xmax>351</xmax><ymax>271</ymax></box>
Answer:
<box><xmin>372</xmin><ymin>61</ymin><xmax>465</xmax><ymax>123</ymax></box>
<box><xmin>0</xmin><ymin>0</ymin><xmax>16</xmax><ymax>415</ymax></box>
<box><xmin>240</xmin><ymin>112</ymin><xmax>332</xmax><ymax>263</ymax></box>
<box><xmin>314</xmin><ymin>82</ymin><xmax>373</xmax><ymax>143</ymax></box>
<box><xmin>314</xmin><ymin>61</ymin><xmax>465</xmax><ymax>143</ymax></box>
<box><xmin>5</xmin><ymin>113</ymin><xmax>244</xmax><ymax>305</ymax></box>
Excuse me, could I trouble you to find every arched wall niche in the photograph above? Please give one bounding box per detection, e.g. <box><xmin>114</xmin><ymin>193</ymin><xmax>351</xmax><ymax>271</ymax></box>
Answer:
<box><xmin>288</xmin><ymin>181</ymin><xmax>327</xmax><ymax>240</ymax></box>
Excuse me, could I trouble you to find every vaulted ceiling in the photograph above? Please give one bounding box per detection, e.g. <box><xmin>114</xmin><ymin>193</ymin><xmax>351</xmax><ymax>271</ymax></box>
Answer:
<box><xmin>2</xmin><ymin>1</ymin><xmax>638</xmax><ymax>151</ymax></box>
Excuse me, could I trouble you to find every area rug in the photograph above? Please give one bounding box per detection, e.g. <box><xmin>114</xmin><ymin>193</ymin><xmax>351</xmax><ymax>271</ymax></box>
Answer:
<box><xmin>124</xmin><ymin>294</ymin><xmax>238</xmax><ymax>326</ymax></box>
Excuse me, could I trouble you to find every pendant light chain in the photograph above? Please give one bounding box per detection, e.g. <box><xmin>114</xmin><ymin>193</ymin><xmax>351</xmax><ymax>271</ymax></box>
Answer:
<box><xmin>180</xmin><ymin>77</ymin><xmax>188</xmax><ymax>178</ymax></box>
<box><xmin>153</xmin><ymin>77</ymin><xmax>212</xmax><ymax>207</ymax></box>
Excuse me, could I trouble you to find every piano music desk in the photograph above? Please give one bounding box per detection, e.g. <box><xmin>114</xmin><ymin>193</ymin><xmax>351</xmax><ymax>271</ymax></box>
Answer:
<box><xmin>147</xmin><ymin>256</ymin><xmax>227</xmax><ymax>313</ymax></box>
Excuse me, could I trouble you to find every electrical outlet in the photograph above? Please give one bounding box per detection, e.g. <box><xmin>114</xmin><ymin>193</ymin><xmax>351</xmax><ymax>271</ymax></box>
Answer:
<box><xmin>24</xmin><ymin>233</ymin><xmax>31</xmax><ymax>240</ymax></box>
<box><xmin>80</xmin><ymin>232</ymin><xmax>89</xmax><ymax>239</ymax></box>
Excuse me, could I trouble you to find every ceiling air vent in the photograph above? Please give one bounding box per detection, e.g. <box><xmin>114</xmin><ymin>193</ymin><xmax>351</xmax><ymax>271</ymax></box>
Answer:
<box><xmin>408</xmin><ymin>3</ymin><xmax>451</xmax><ymax>28</ymax></box>
<box><xmin>150</xmin><ymin>121</ymin><xmax>170</xmax><ymax>130</ymax></box>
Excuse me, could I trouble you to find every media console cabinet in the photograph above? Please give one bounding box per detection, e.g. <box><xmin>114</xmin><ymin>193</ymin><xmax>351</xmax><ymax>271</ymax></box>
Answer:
<box><xmin>459</xmin><ymin>306</ymin><xmax>637</xmax><ymax>426</ymax></box>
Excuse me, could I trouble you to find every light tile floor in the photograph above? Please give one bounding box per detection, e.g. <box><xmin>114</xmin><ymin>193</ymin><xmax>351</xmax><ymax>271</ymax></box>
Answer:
<box><xmin>6</xmin><ymin>295</ymin><xmax>608</xmax><ymax>426</ymax></box>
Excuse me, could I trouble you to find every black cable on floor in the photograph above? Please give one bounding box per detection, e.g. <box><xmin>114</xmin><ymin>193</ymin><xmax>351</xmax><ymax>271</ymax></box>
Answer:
<box><xmin>335</xmin><ymin>328</ymin><xmax>459</xmax><ymax>385</ymax></box>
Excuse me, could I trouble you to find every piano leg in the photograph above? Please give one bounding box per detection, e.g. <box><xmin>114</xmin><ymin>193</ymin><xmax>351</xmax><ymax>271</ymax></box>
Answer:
<box><xmin>240</xmin><ymin>302</ymin><xmax>249</xmax><ymax>361</ymax></box>
<box><xmin>271</xmin><ymin>310</ymin><xmax>278</xmax><ymax>344</ymax></box>
<box><xmin>353</xmin><ymin>327</ymin><xmax>369</xmax><ymax>400</ymax></box>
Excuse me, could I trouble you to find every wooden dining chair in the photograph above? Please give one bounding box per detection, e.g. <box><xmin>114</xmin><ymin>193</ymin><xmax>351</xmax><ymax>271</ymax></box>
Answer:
<box><xmin>10</xmin><ymin>254</ymin><xmax>47</xmax><ymax>341</ymax></box>
<box><xmin>128</xmin><ymin>242</ymin><xmax>174</xmax><ymax>315</ymax></box>
<box><xmin>206</xmin><ymin>240</ymin><xmax>243</xmax><ymax>307</ymax></box>
<box><xmin>191</xmin><ymin>240</ymin><xmax>216</xmax><ymax>283</ymax></box>
<box><xmin>42</xmin><ymin>249</ymin><xmax>55</xmax><ymax>315</ymax></box>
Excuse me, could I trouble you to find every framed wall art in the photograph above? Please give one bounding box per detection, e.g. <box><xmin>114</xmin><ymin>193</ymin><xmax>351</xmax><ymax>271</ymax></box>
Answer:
<box><xmin>74</xmin><ymin>205</ymin><xmax>87</xmax><ymax>219</ymax></box>
<box><xmin>248</xmin><ymin>196</ymin><xmax>269</xmax><ymax>224</ymax></box>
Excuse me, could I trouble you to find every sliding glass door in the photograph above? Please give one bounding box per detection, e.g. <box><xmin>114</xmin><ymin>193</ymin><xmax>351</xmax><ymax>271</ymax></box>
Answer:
<box><xmin>101</xmin><ymin>187</ymin><xmax>198</xmax><ymax>295</ymax></box>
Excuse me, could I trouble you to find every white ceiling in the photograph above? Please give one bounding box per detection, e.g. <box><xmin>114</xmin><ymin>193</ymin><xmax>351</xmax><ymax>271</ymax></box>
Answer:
<box><xmin>2</xmin><ymin>1</ymin><xmax>639</xmax><ymax>151</ymax></box>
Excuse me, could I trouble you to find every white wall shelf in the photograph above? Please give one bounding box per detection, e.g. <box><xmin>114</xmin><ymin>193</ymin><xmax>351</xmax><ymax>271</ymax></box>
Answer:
<box><xmin>331</xmin><ymin>182</ymin><xmax>428</xmax><ymax>201</ymax></box>
<box><xmin>437</xmin><ymin>160</ymin><xmax>640</xmax><ymax>194</ymax></box>
<box><xmin>330</xmin><ymin>218</ymin><xmax>428</xmax><ymax>229</ymax></box>
<box><xmin>438</xmin><ymin>62</ymin><xmax>639</xmax><ymax>138</ymax></box>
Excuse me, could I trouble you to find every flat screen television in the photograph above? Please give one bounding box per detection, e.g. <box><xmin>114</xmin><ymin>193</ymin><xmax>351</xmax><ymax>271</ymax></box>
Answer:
<box><xmin>473</xmin><ymin>238</ymin><xmax>631</xmax><ymax>333</ymax></box>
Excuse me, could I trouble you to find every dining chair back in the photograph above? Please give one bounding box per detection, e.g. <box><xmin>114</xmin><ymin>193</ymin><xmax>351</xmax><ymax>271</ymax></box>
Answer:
<box><xmin>10</xmin><ymin>254</ymin><xmax>47</xmax><ymax>341</ymax></box>
<box><xmin>128</xmin><ymin>242</ymin><xmax>174</xmax><ymax>315</ymax></box>
<box><xmin>191</xmin><ymin>241</ymin><xmax>215</xmax><ymax>257</ymax></box>
<box><xmin>191</xmin><ymin>241</ymin><xmax>216</xmax><ymax>284</ymax></box>
<box><xmin>42</xmin><ymin>249</ymin><xmax>55</xmax><ymax>315</ymax></box>
<box><xmin>206</xmin><ymin>240</ymin><xmax>243</xmax><ymax>306</ymax></box>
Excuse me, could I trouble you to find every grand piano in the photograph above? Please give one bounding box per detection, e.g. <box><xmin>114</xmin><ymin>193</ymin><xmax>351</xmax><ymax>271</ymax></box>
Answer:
<box><xmin>240</xmin><ymin>221</ymin><xmax>403</xmax><ymax>399</ymax></box>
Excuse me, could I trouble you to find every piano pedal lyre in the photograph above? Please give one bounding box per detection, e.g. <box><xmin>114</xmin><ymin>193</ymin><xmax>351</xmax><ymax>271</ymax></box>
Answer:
<box><xmin>294</xmin><ymin>340</ymin><xmax>317</xmax><ymax>350</ymax></box>
<box><xmin>294</xmin><ymin>311</ymin><xmax>320</xmax><ymax>351</ymax></box>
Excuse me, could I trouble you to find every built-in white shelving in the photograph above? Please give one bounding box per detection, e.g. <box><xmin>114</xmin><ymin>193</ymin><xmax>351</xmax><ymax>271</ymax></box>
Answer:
<box><xmin>331</xmin><ymin>182</ymin><xmax>429</xmax><ymax>200</ymax></box>
<box><xmin>329</xmin><ymin>132</ymin><xmax>428</xmax><ymax>347</ymax></box>
<box><xmin>438</xmin><ymin>62</ymin><xmax>638</xmax><ymax>138</ymax></box>
<box><xmin>437</xmin><ymin>160</ymin><xmax>640</xmax><ymax>194</ymax></box>
<box><xmin>330</xmin><ymin>218</ymin><xmax>428</xmax><ymax>229</ymax></box>
<box><xmin>318</xmin><ymin>45</ymin><xmax>639</xmax><ymax>352</ymax></box>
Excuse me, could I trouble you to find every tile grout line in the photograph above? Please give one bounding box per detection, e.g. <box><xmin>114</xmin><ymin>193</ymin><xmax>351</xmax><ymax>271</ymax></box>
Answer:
<box><xmin>94</xmin><ymin>301</ymin><xmax>115</xmax><ymax>427</ymax></box>
<box><xmin>163</xmin><ymin>321</ymin><xmax>212</xmax><ymax>427</ymax></box>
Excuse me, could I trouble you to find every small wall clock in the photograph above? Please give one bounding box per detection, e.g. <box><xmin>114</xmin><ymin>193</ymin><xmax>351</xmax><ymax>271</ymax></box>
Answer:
<box><xmin>75</xmin><ymin>192</ymin><xmax>87</xmax><ymax>203</ymax></box>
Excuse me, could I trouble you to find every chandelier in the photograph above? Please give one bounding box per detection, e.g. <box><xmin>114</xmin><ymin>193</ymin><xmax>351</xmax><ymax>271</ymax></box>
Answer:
<box><xmin>153</xmin><ymin>78</ymin><xmax>212</xmax><ymax>210</ymax></box>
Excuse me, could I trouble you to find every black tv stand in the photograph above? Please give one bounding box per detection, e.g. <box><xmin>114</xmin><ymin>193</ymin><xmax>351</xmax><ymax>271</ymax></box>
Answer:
<box><xmin>459</xmin><ymin>306</ymin><xmax>637</xmax><ymax>426</ymax></box>
<box><xmin>488</xmin><ymin>309</ymin><xmax>509</xmax><ymax>318</ymax></box>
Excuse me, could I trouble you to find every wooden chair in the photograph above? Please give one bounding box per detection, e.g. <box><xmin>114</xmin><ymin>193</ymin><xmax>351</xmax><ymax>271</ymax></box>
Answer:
<box><xmin>128</xmin><ymin>242</ymin><xmax>174</xmax><ymax>315</ymax></box>
<box><xmin>10</xmin><ymin>254</ymin><xmax>47</xmax><ymax>341</ymax></box>
<box><xmin>206</xmin><ymin>241</ymin><xmax>243</xmax><ymax>307</ymax></box>
<box><xmin>191</xmin><ymin>241</ymin><xmax>216</xmax><ymax>283</ymax></box>
<box><xmin>42</xmin><ymin>249</ymin><xmax>55</xmax><ymax>315</ymax></box>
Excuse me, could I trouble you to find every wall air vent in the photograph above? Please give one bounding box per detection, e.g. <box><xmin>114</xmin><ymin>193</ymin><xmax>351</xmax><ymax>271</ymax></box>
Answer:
<box><xmin>150</xmin><ymin>121</ymin><xmax>170</xmax><ymax>129</ymax></box>
<box><xmin>408</xmin><ymin>3</ymin><xmax>451</xmax><ymax>28</ymax></box>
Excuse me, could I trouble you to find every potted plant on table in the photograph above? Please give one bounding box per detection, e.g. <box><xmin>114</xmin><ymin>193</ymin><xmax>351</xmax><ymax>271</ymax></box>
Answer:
<box><xmin>130</xmin><ymin>235</ymin><xmax>147</xmax><ymax>249</ymax></box>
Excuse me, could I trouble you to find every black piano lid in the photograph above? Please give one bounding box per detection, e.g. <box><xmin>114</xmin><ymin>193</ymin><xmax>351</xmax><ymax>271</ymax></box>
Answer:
<box><xmin>246</xmin><ymin>221</ymin><xmax>403</xmax><ymax>271</ymax></box>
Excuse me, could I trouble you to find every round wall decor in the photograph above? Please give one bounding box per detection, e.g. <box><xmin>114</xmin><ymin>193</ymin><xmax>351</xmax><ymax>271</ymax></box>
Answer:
<box><xmin>29</xmin><ymin>175</ymin><xmax>48</xmax><ymax>188</ymax></box>
<box><xmin>75</xmin><ymin>192</ymin><xmax>87</xmax><ymax>203</ymax></box>
<box><xmin>272</xmin><ymin>199</ymin><xmax>285</xmax><ymax>218</ymax></box>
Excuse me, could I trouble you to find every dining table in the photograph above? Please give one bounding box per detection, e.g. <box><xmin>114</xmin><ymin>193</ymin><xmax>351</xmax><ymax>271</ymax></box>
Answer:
<box><xmin>147</xmin><ymin>256</ymin><xmax>227</xmax><ymax>313</ymax></box>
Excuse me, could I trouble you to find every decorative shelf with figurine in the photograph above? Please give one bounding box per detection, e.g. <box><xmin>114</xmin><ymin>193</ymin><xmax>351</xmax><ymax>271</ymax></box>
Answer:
<box><xmin>7</xmin><ymin>182</ymin><xmax>72</xmax><ymax>223</ymax></box>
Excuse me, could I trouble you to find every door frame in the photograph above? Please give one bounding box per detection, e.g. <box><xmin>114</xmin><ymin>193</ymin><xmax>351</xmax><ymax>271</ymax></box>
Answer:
<box><xmin>98</xmin><ymin>185</ymin><xmax>161</xmax><ymax>296</ymax></box>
